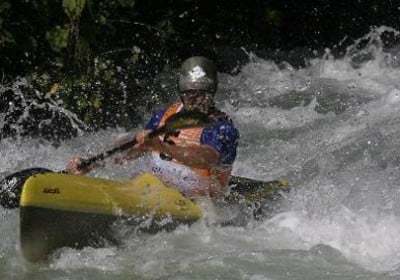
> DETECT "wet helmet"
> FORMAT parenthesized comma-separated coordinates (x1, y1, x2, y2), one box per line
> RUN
(178, 56, 218, 95)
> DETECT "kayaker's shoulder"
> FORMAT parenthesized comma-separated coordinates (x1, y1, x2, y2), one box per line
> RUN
(204, 109, 240, 140)
(145, 108, 168, 130)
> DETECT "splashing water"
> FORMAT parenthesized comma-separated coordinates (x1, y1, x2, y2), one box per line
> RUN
(0, 78, 88, 141)
(1, 27, 400, 279)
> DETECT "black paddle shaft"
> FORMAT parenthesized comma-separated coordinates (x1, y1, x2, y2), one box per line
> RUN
(73, 138, 138, 172)
(72, 110, 209, 172)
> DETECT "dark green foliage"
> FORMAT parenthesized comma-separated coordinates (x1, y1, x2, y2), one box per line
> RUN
(0, 0, 165, 130)
(0, 0, 398, 134)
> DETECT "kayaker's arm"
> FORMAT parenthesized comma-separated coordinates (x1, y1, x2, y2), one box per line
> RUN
(114, 128, 220, 168)
(147, 137, 220, 168)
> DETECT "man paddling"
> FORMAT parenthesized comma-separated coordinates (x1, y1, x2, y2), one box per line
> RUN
(68, 56, 240, 197)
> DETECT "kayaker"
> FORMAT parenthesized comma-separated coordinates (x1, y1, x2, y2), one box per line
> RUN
(68, 56, 239, 197)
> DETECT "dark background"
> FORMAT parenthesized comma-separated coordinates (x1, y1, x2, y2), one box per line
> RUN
(1, 0, 399, 75)
(0, 0, 399, 140)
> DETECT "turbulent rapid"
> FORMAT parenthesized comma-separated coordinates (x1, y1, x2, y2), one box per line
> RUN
(1, 27, 400, 279)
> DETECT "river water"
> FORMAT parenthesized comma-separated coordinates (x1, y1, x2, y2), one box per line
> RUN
(1, 27, 400, 279)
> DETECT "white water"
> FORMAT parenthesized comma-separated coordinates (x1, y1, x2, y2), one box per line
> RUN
(1, 27, 400, 279)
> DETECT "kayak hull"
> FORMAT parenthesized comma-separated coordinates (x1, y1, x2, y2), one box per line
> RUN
(20, 206, 116, 262)
(19, 172, 202, 262)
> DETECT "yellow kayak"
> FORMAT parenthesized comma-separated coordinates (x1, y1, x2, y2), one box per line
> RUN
(19, 172, 289, 262)
(20, 172, 201, 262)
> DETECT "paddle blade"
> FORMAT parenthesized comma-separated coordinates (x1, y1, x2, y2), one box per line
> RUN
(164, 110, 210, 130)
(147, 110, 210, 139)
(0, 168, 52, 209)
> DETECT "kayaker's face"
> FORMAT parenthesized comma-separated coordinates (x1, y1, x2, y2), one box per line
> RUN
(180, 90, 214, 114)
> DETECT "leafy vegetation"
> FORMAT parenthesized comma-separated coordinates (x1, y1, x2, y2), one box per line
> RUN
(0, 0, 398, 136)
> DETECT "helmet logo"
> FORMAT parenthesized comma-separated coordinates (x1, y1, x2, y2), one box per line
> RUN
(189, 66, 206, 82)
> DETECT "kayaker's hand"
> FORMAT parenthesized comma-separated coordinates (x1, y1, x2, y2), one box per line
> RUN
(132, 129, 164, 153)
(67, 157, 93, 175)
(143, 134, 164, 152)
(134, 130, 152, 149)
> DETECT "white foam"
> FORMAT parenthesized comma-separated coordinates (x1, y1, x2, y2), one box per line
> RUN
(2, 26, 400, 276)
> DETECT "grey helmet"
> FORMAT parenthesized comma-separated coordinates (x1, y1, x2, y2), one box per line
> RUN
(178, 56, 218, 94)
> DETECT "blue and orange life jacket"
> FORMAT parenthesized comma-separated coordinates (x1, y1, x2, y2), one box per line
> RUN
(149, 102, 235, 197)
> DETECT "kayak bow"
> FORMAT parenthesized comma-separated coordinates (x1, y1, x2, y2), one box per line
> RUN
(19, 172, 290, 262)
